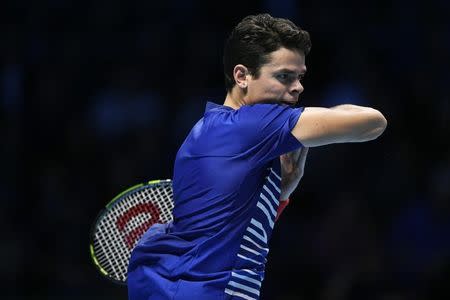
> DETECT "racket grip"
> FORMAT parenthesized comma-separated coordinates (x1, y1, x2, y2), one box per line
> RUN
(275, 198, 290, 221)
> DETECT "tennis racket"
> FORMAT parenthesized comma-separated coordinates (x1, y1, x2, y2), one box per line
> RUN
(89, 179, 174, 285)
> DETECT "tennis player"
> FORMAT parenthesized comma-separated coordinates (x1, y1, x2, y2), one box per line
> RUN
(127, 13, 387, 300)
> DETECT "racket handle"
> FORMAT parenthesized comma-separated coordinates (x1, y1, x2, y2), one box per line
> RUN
(275, 198, 290, 221)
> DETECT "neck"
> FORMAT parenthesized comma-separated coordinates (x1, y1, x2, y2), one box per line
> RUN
(223, 88, 246, 109)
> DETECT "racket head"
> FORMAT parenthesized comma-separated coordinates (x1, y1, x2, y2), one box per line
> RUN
(89, 179, 173, 285)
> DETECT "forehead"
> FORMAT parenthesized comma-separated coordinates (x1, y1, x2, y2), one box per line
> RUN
(263, 48, 306, 73)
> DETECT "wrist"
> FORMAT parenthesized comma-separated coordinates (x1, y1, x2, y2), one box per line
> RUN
(279, 192, 291, 200)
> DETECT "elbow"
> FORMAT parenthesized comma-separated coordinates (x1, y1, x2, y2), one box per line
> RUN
(367, 110, 388, 140)
(375, 110, 387, 136)
(380, 113, 388, 132)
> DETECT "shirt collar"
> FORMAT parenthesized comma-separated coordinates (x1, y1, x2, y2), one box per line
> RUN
(205, 101, 234, 113)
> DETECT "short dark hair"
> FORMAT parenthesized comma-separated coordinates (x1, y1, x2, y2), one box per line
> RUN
(223, 13, 312, 92)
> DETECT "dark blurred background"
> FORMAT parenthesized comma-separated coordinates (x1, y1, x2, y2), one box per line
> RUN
(1, 0, 449, 299)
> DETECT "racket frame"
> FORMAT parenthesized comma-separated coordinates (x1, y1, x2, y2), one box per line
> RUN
(89, 179, 172, 285)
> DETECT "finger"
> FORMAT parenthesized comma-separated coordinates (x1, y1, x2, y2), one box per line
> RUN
(280, 158, 292, 175)
(280, 153, 291, 167)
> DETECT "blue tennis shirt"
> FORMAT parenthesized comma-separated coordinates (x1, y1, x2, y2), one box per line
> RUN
(128, 101, 304, 299)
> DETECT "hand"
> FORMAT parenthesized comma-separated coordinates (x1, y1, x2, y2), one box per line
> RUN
(279, 147, 309, 200)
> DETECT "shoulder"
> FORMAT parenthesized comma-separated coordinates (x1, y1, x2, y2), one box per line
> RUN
(238, 103, 291, 116)
(237, 104, 304, 129)
(238, 103, 301, 119)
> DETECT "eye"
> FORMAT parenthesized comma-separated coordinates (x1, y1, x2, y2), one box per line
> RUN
(276, 73, 289, 81)
(276, 73, 297, 84)
(275, 72, 304, 84)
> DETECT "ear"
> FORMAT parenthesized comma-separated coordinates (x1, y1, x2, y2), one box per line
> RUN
(233, 64, 249, 89)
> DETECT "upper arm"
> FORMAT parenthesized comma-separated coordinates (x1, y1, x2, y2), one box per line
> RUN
(291, 106, 387, 147)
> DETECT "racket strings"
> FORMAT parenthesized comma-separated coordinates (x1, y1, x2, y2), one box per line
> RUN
(153, 185, 174, 222)
(92, 183, 174, 282)
(97, 221, 123, 278)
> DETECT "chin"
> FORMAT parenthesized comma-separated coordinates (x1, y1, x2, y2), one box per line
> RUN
(281, 101, 296, 106)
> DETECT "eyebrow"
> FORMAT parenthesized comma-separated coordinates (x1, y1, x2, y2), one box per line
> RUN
(275, 68, 306, 75)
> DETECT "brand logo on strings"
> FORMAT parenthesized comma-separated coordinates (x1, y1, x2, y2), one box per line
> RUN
(115, 203, 161, 249)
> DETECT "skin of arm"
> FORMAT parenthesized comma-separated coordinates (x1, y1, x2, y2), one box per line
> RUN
(280, 147, 309, 200)
(279, 104, 387, 203)
(292, 105, 387, 147)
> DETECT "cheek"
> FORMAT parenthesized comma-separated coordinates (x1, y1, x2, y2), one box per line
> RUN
(249, 79, 285, 97)
(267, 84, 286, 95)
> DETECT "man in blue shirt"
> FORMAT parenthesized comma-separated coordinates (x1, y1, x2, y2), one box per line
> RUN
(128, 13, 387, 300)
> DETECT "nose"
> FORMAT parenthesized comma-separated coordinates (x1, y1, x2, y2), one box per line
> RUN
(291, 80, 304, 95)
